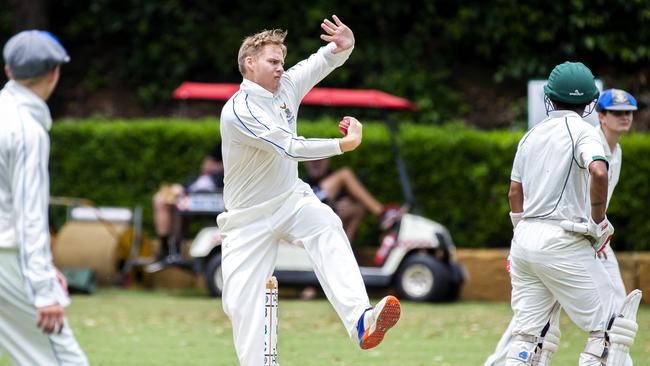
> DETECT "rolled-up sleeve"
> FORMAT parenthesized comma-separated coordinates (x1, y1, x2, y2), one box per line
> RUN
(510, 144, 523, 183)
(576, 129, 607, 169)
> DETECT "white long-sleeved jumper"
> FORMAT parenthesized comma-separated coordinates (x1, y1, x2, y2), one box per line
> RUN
(0, 80, 68, 308)
(220, 42, 352, 210)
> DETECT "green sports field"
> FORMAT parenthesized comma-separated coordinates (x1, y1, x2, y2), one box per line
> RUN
(1, 289, 648, 365)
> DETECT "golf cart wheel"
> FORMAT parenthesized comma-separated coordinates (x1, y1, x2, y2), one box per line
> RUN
(445, 262, 465, 301)
(205, 253, 223, 297)
(395, 253, 450, 302)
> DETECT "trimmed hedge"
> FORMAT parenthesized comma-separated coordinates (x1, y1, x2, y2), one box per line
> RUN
(50, 119, 650, 250)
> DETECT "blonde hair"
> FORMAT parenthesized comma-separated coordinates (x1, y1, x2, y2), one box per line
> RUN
(237, 29, 287, 76)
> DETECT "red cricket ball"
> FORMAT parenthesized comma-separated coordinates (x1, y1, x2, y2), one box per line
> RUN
(339, 117, 351, 135)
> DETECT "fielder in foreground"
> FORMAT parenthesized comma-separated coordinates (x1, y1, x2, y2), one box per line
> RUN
(504, 62, 641, 366)
(0, 31, 88, 365)
(217, 15, 400, 365)
(484, 88, 642, 366)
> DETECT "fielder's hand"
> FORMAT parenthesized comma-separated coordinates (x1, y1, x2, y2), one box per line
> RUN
(320, 15, 354, 53)
(339, 116, 362, 152)
(37, 303, 65, 334)
(560, 216, 614, 253)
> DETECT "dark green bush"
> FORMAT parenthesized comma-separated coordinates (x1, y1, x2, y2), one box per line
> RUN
(50, 119, 650, 251)
(50, 119, 220, 233)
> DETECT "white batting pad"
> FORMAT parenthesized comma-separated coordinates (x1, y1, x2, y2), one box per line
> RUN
(607, 289, 642, 366)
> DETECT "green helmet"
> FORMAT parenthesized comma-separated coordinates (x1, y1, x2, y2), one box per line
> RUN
(543, 62, 599, 104)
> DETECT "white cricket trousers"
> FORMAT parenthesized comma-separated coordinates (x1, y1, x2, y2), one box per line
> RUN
(217, 181, 371, 366)
(485, 245, 630, 366)
(507, 220, 618, 365)
(509, 220, 615, 335)
(0, 249, 88, 365)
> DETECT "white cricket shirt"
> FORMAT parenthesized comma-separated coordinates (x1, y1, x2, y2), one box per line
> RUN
(0, 80, 68, 307)
(220, 42, 352, 210)
(511, 110, 607, 222)
(583, 126, 621, 214)
(599, 126, 621, 207)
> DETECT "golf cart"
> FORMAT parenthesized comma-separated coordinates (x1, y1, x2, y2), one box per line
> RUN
(171, 83, 467, 302)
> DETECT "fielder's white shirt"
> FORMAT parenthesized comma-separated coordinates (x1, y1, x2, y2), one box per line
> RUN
(583, 126, 621, 215)
(220, 42, 351, 210)
(0, 80, 68, 308)
(511, 110, 607, 222)
(599, 126, 621, 207)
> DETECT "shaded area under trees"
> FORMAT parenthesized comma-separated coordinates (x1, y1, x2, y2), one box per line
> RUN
(2, 0, 650, 129)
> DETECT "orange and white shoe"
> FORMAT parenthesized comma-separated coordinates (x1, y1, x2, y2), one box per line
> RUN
(357, 295, 401, 350)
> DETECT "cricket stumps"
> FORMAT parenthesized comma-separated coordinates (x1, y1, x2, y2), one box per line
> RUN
(264, 276, 278, 366)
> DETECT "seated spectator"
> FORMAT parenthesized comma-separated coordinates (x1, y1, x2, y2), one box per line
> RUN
(147, 144, 224, 271)
(300, 158, 405, 300)
(304, 158, 404, 243)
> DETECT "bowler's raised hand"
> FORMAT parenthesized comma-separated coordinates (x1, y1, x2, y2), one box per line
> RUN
(320, 15, 354, 53)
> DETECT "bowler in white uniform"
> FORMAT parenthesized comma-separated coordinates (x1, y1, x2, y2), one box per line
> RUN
(0, 31, 88, 365)
(218, 16, 401, 365)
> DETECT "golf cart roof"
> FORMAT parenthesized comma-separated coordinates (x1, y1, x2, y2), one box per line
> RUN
(173, 82, 418, 111)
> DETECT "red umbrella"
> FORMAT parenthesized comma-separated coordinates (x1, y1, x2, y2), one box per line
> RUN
(173, 82, 418, 111)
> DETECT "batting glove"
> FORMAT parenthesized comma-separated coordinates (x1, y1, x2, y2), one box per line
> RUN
(560, 216, 614, 253)
(509, 211, 523, 229)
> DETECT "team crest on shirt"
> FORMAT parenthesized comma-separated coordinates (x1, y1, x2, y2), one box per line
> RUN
(280, 103, 295, 125)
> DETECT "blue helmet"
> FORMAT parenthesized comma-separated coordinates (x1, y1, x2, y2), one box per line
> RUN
(597, 89, 637, 112)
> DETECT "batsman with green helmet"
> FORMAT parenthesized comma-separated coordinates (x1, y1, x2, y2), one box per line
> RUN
(503, 62, 641, 366)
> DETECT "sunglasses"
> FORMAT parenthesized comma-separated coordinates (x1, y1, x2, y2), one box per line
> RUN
(608, 110, 633, 117)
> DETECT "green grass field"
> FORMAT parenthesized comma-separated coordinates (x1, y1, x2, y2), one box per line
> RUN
(1, 289, 648, 365)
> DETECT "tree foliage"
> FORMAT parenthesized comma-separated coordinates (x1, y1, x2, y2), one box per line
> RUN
(1, 1, 649, 124)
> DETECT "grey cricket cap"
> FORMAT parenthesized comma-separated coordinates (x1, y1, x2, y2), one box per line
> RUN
(3, 30, 70, 79)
